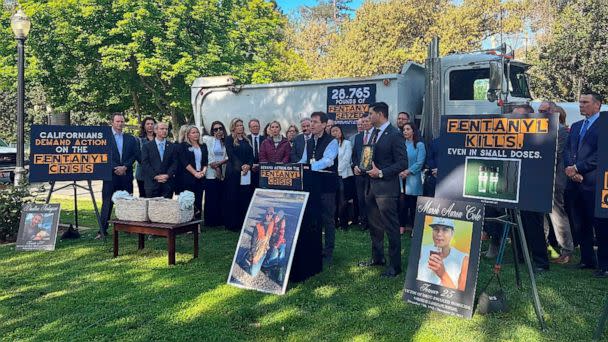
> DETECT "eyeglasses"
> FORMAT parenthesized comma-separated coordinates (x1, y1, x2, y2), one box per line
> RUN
(211, 127, 224, 132)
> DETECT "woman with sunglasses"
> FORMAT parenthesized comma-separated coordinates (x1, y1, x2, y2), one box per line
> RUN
(202, 121, 228, 227)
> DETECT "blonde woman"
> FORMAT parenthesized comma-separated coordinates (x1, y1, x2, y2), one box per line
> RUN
(177, 125, 208, 218)
(224, 118, 254, 231)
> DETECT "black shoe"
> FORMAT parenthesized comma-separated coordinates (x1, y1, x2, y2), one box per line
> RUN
(358, 259, 386, 267)
(533, 266, 549, 274)
(593, 269, 608, 278)
(381, 266, 402, 278)
(94, 232, 104, 240)
(571, 263, 596, 270)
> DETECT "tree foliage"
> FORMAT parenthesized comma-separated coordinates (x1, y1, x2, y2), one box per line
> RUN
(0, 0, 304, 129)
(287, 0, 526, 79)
(527, 0, 608, 101)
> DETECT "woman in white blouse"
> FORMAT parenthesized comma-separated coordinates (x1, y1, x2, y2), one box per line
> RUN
(331, 126, 355, 230)
(202, 121, 228, 227)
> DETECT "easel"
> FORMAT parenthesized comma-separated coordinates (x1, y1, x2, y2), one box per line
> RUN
(594, 295, 608, 341)
(485, 208, 547, 331)
(45, 180, 103, 238)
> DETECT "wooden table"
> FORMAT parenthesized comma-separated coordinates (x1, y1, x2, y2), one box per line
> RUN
(110, 219, 201, 265)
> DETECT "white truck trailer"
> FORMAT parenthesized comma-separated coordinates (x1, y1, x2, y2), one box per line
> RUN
(191, 39, 535, 138)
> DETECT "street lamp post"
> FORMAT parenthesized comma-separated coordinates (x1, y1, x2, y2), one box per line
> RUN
(10, 9, 30, 186)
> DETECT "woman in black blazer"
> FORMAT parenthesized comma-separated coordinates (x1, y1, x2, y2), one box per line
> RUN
(224, 118, 254, 232)
(178, 125, 208, 219)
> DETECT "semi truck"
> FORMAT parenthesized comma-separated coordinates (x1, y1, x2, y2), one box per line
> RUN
(190, 38, 572, 139)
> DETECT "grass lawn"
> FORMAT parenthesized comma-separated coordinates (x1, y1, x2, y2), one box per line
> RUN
(0, 199, 606, 341)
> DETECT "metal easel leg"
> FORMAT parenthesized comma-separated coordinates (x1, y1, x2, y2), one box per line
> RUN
(593, 294, 608, 341)
(86, 180, 103, 239)
(514, 209, 547, 331)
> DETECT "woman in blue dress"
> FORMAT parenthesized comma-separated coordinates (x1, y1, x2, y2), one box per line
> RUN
(399, 122, 426, 235)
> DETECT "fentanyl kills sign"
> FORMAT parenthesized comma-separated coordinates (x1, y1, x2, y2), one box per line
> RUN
(29, 125, 113, 182)
(259, 163, 304, 191)
(596, 112, 608, 218)
(326, 84, 376, 138)
(403, 197, 484, 319)
(436, 114, 558, 213)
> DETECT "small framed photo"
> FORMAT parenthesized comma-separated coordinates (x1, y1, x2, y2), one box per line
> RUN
(359, 145, 374, 171)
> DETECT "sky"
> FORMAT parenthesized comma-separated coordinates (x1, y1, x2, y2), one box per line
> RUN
(275, 0, 364, 14)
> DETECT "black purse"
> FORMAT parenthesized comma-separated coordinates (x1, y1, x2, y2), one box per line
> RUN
(477, 273, 508, 315)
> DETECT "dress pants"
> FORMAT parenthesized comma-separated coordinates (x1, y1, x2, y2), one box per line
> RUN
(355, 175, 368, 227)
(366, 190, 401, 270)
(145, 180, 174, 199)
(516, 210, 549, 269)
(100, 174, 134, 234)
(568, 187, 600, 267)
(545, 182, 574, 256)
(321, 192, 336, 257)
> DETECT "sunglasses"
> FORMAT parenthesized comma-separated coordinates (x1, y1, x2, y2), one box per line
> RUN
(212, 127, 224, 132)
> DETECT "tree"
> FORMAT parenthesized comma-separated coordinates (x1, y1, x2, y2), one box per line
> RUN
(3, 0, 303, 129)
(527, 0, 608, 101)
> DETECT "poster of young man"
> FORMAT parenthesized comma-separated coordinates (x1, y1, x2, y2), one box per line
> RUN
(326, 84, 376, 138)
(228, 189, 309, 295)
(403, 197, 484, 319)
(15, 204, 61, 251)
(435, 114, 558, 213)
(29, 125, 113, 182)
(595, 112, 608, 218)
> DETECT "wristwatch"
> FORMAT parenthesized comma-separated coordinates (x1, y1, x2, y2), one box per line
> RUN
(378, 170, 383, 179)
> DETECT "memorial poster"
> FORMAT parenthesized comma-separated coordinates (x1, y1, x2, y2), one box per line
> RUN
(15, 203, 61, 251)
(326, 84, 376, 138)
(259, 163, 304, 191)
(228, 189, 309, 295)
(29, 125, 113, 182)
(403, 197, 484, 319)
(436, 114, 558, 213)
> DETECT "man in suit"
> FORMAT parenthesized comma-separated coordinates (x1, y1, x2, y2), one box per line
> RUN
(351, 114, 373, 229)
(289, 118, 312, 163)
(248, 119, 265, 188)
(397, 112, 410, 131)
(357, 102, 407, 277)
(565, 92, 608, 277)
(141, 122, 178, 198)
(98, 113, 140, 239)
(538, 101, 574, 264)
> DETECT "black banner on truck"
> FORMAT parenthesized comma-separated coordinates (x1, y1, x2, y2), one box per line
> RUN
(435, 114, 558, 213)
(326, 84, 376, 138)
(29, 125, 113, 182)
(596, 113, 608, 218)
(259, 163, 304, 191)
(403, 196, 484, 319)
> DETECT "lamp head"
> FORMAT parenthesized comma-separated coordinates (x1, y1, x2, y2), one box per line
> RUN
(11, 9, 31, 40)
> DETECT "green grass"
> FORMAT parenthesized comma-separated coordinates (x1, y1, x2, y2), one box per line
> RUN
(0, 199, 606, 341)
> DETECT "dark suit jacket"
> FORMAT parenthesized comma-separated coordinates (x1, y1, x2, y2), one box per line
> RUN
(351, 131, 365, 168)
(555, 125, 569, 190)
(141, 139, 179, 190)
(564, 115, 600, 192)
(247, 134, 266, 164)
(289, 133, 308, 163)
(109, 132, 139, 175)
(369, 124, 408, 197)
(177, 142, 209, 189)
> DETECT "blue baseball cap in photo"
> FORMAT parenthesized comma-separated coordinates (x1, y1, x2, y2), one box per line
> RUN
(429, 217, 455, 230)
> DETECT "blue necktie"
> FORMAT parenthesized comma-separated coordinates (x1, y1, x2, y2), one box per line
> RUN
(578, 119, 589, 146)
(159, 142, 165, 162)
